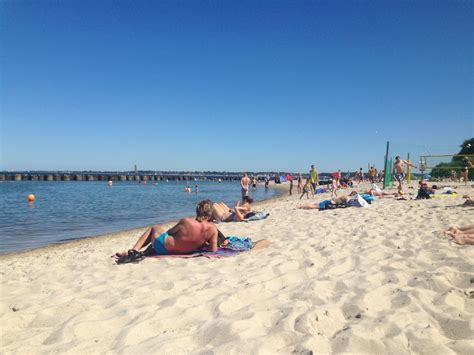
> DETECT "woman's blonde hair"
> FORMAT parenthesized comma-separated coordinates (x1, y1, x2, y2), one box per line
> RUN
(196, 199, 213, 221)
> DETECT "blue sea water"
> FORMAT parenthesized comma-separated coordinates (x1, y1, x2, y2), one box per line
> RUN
(0, 181, 280, 253)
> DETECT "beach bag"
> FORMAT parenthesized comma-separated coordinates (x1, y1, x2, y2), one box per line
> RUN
(217, 229, 227, 246)
(416, 188, 431, 199)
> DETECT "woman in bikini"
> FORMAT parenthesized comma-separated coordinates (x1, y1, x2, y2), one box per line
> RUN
(211, 196, 253, 222)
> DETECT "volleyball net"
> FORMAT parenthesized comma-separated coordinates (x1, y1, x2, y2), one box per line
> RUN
(382, 140, 473, 188)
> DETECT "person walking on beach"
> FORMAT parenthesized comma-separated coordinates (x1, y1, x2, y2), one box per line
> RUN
(461, 156, 473, 185)
(331, 177, 338, 198)
(241, 172, 250, 202)
(393, 156, 417, 194)
(357, 168, 364, 183)
(300, 178, 311, 199)
(309, 165, 318, 193)
(114, 200, 218, 262)
(288, 174, 294, 195)
(335, 169, 342, 186)
(369, 167, 376, 183)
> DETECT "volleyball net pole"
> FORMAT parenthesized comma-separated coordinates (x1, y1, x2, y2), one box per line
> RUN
(383, 141, 390, 189)
(407, 152, 411, 184)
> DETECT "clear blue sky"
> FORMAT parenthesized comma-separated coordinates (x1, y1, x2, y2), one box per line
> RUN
(1, 0, 472, 173)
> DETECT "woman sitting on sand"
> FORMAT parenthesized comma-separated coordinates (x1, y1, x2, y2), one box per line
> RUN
(211, 196, 253, 222)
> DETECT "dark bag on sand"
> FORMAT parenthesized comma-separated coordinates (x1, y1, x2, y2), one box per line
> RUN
(244, 212, 256, 219)
(416, 188, 431, 200)
(217, 229, 227, 247)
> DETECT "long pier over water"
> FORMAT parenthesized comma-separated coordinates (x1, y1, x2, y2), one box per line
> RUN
(0, 171, 246, 182)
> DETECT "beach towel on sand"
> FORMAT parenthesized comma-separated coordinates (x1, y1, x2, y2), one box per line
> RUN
(148, 237, 267, 259)
(244, 212, 270, 222)
(319, 199, 347, 210)
(348, 194, 370, 208)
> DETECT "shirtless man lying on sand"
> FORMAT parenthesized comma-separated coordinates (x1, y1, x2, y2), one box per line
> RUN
(114, 200, 217, 263)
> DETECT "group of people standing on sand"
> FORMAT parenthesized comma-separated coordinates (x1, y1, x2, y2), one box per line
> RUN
(293, 156, 420, 201)
(448, 157, 473, 184)
(297, 165, 319, 199)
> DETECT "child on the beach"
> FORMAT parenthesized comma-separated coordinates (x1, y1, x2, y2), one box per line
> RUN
(297, 173, 303, 194)
(300, 179, 311, 199)
(331, 177, 338, 197)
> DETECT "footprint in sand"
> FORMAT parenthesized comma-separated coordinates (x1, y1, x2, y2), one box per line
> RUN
(327, 256, 359, 277)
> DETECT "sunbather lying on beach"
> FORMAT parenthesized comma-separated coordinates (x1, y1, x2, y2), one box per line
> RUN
(367, 189, 399, 198)
(211, 196, 253, 222)
(444, 225, 474, 245)
(114, 200, 218, 263)
(365, 184, 399, 198)
(461, 195, 474, 207)
(298, 193, 354, 209)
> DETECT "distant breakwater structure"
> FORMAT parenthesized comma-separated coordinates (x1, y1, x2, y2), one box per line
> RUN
(0, 171, 302, 182)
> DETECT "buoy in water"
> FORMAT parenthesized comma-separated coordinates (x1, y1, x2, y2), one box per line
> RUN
(27, 194, 35, 203)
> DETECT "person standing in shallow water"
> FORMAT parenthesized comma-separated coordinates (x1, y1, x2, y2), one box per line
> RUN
(264, 175, 270, 190)
(241, 172, 250, 202)
(252, 175, 258, 190)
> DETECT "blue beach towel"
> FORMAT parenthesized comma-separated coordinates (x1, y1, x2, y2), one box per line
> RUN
(148, 236, 254, 258)
(319, 199, 332, 210)
(223, 236, 254, 251)
(361, 194, 375, 204)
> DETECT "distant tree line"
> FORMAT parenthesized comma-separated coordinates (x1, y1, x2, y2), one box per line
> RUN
(430, 138, 474, 179)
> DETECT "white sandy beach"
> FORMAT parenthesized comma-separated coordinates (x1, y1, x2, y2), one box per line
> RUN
(1, 183, 473, 354)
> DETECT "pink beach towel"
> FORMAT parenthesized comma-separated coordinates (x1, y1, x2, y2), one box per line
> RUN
(147, 248, 247, 259)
